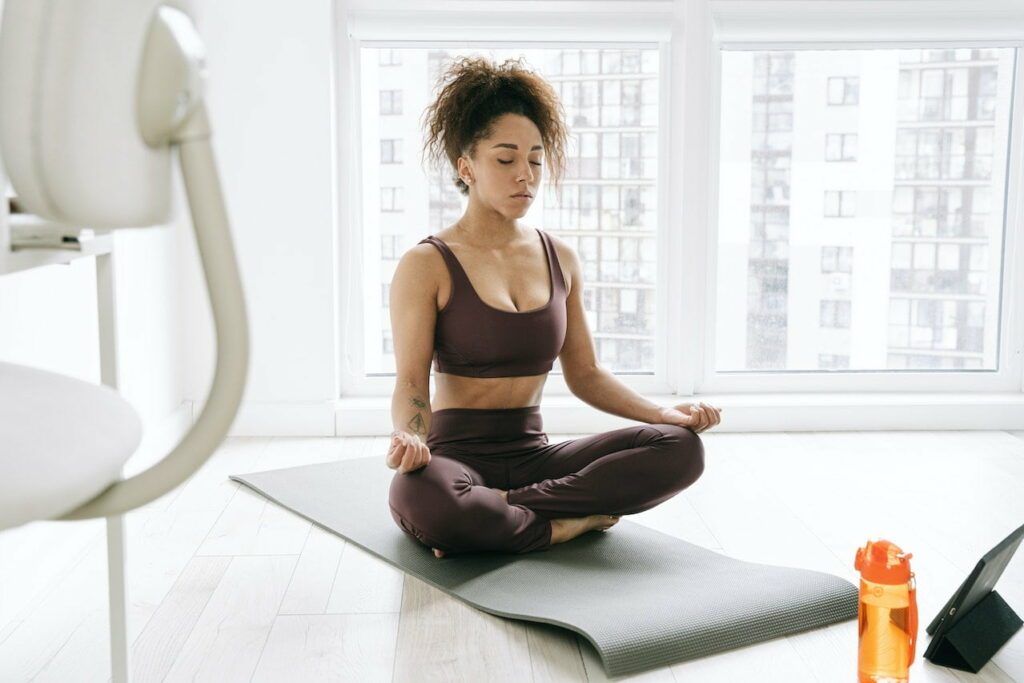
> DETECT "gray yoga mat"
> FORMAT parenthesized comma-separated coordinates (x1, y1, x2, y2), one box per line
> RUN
(230, 456, 858, 677)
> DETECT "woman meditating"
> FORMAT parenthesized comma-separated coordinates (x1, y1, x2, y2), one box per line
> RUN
(385, 55, 721, 558)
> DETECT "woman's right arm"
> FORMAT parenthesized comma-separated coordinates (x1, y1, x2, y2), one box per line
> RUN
(386, 245, 438, 473)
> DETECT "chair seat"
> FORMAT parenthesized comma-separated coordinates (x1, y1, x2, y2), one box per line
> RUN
(0, 361, 142, 531)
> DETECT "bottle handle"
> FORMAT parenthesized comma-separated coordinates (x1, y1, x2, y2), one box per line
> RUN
(908, 573, 918, 665)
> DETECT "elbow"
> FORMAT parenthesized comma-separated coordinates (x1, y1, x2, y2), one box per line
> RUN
(395, 375, 430, 393)
(565, 364, 598, 396)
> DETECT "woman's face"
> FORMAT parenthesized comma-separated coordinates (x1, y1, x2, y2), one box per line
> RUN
(457, 113, 544, 218)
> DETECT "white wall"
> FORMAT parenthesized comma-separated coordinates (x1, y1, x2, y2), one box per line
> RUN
(183, 0, 339, 432)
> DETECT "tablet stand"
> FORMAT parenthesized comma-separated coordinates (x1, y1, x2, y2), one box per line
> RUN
(924, 590, 1022, 673)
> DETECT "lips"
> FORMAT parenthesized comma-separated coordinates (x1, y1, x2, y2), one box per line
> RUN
(512, 193, 533, 198)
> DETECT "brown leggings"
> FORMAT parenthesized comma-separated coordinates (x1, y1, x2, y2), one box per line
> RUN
(388, 406, 705, 556)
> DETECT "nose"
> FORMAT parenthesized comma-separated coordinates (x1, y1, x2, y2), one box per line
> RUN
(518, 160, 534, 183)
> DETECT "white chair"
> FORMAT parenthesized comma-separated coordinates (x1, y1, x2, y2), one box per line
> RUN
(0, 2, 249, 681)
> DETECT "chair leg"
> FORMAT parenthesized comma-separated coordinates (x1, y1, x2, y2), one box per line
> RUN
(107, 514, 130, 683)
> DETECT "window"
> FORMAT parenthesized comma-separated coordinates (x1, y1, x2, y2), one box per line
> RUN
(824, 190, 856, 217)
(380, 234, 402, 259)
(381, 187, 403, 212)
(825, 133, 857, 161)
(716, 48, 1014, 374)
(379, 49, 402, 66)
(819, 354, 851, 369)
(360, 46, 661, 376)
(821, 246, 853, 273)
(820, 299, 852, 328)
(381, 139, 403, 164)
(379, 89, 402, 115)
(827, 76, 859, 105)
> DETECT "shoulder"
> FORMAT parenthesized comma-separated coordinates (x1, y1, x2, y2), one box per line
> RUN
(542, 230, 580, 294)
(396, 237, 446, 282)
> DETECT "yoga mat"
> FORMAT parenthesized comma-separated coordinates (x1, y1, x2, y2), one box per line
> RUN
(230, 456, 857, 677)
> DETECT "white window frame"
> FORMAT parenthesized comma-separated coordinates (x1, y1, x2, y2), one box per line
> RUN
(335, 0, 1024, 401)
(336, 2, 676, 398)
(702, 0, 1024, 394)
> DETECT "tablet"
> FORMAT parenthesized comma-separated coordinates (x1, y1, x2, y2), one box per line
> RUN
(924, 520, 1024, 657)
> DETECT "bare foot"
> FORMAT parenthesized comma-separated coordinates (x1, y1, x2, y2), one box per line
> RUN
(550, 514, 620, 545)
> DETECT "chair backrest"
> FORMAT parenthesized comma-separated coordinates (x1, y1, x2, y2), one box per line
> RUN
(0, 0, 250, 524)
(0, 0, 171, 229)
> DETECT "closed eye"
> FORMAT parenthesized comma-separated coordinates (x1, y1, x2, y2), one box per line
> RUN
(499, 159, 542, 166)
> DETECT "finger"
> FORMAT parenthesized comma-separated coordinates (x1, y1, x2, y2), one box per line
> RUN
(700, 402, 718, 428)
(400, 444, 419, 473)
(389, 442, 405, 470)
(699, 404, 715, 428)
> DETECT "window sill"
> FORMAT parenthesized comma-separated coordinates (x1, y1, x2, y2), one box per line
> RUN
(332, 391, 1024, 436)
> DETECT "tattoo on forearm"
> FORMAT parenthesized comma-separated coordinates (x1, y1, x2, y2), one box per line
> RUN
(406, 396, 428, 436)
(407, 413, 426, 436)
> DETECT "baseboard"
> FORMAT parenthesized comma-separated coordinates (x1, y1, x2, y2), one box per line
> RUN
(122, 401, 195, 477)
(337, 392, 1024, 436)
(226, 400, 336, 436)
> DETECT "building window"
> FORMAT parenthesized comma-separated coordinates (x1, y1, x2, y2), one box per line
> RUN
(825, 133, 858, 161)
(381, 234, 402, 259)
(827, 76, 859, 105)
(382, 282, 391, 308)
(818, 354, 851, 369)
(824, 190, 856, 217)
(821, 246, 853, 273)
(379, 90, 403, 115)
(381, 139, 403, 164)
(381, 187, 403, 213)
(379, 49, 402, 66)
(820, 299, 852, 328)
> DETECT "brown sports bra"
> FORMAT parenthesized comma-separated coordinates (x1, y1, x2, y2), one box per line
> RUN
(418, 228, 568, 378)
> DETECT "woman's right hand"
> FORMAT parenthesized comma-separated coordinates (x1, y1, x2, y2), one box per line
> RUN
(386, 431, 432, 474)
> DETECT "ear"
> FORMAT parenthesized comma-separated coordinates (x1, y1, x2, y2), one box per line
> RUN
(456, 156, 474, 185)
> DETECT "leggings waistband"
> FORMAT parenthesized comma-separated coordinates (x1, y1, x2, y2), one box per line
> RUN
(427, 405, 545, 454)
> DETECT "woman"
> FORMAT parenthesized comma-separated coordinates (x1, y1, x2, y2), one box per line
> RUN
(385, 55, 721, 558)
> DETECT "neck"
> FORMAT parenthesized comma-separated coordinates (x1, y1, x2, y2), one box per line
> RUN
(456, 199, 524, 247)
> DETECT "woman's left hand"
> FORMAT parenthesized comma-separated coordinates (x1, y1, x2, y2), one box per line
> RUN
(655, 401, 722, 434)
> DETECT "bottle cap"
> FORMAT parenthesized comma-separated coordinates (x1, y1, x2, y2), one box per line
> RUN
(854, 539, 913, 584)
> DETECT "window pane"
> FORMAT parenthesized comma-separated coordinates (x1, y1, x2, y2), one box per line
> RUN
(716, 48, 1015, 372)
(362, 46, 661, 374)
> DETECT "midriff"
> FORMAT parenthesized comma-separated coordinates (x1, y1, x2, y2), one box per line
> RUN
(431, 371, 547, 412)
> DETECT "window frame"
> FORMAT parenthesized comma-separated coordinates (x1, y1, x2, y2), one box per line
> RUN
(703, 2, 1024, 393)
(335, 0, 1024, 399)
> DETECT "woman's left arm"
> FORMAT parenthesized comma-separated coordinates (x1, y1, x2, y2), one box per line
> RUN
(551, 234, 722, 433)
(569, 367, 722, 433)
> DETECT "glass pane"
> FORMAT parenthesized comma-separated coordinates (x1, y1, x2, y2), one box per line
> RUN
(716, 48, 1015, 372)
(362, 46, 661, 374)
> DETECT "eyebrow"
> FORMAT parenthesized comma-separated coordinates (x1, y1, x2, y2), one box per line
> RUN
(491, 143, 544, 151)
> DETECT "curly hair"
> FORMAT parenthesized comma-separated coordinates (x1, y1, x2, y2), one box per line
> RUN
(421, 55, 569, 197)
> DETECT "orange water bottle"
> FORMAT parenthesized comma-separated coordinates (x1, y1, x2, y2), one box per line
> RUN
(854, 539, 918, 683)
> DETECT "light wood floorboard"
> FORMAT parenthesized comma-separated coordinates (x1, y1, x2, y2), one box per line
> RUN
(0, 431, 1021, 681)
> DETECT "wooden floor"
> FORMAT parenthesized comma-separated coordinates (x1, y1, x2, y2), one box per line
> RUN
(1, 430, 1023, 682)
